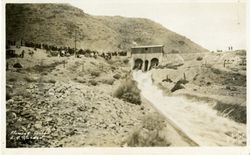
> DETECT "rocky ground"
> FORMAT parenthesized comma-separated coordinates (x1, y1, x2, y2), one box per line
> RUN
(6, 46, 192, 147)
(6, 46, 153, 147)
(6, 81, 152, 147)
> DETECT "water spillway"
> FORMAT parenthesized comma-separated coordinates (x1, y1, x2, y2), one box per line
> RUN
(133, 70, 245, 146)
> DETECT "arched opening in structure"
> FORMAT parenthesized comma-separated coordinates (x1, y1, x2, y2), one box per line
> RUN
(144, 60, 149, 71)
(133, 58, 143, 70)
(150, 58, 159, 70)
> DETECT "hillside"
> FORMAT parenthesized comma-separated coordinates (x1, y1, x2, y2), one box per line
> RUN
(6, 3, 209, 53)
(6, 46, 194, 147)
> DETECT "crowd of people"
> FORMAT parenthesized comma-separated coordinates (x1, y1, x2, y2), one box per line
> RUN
(6, 40, 128, 60)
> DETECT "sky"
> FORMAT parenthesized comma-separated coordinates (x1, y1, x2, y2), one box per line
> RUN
(71, 0, 246, 51)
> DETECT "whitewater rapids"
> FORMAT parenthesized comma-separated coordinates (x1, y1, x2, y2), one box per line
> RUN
(132, 70, 245, 146)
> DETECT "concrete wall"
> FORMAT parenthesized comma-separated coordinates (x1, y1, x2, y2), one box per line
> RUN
(131, 52, 163, 71)
(130, 46, 164, 71)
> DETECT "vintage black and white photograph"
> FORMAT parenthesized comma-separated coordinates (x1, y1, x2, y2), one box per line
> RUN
(3, 0, 246, 149)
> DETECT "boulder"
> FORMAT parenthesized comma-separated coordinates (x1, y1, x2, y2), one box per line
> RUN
(13, 63, 23, 68)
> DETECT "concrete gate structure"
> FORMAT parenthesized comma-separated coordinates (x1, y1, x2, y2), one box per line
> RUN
(131, 45, 164, 71)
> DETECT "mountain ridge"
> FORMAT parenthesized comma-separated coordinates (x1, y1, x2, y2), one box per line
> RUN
(6, 3, 209, 53)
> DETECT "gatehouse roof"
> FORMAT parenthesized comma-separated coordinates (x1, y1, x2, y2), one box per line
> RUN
(131, 45, 164, 49)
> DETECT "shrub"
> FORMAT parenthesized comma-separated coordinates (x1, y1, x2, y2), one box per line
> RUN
(8, 78, 17, 82)
(113, 74, 121, 79)
(90, 70, 100, 77)
(89, 80, 98, 86)
(24, 76, 38, 83)
(106, 59, 115, 65)
(196, 56, 203, 61)
(113, 79, 141, 105)
(49, 50, 59, 56)
(75, 77, 86, 83)
(206, 82, 211, 86)
(178, 40, 185, 45)
(13, 89, 31, 98)
(120, 92, 141, 105)
(226, 85, 237, 91)
(6, 91, 11, 100)
(211, 68, 221, 74)
(101, 78, 115, 85)
(41, 72, 48, 75)
(142, 113, 166, 131)
(47, 79, 56, 84)
(126, 113, 171, 147)
(241, 67, 246, 70)
(123, 59, 129, 64)
(13, 63, 23, 68)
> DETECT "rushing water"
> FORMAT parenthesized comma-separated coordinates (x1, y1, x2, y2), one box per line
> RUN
(133, 70, 246, 146)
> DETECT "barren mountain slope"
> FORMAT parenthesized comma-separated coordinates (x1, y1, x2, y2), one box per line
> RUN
(6, 3, 209, 53)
